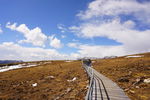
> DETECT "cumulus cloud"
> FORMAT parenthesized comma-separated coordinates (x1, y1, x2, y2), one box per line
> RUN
(2, 0, 150, 60)
(78, 44, 125, 58)
(6, 22, 47, 47)
(49, 35, 63, 49)
(69, 42, 149, 59)
(66, 41, 126, 58)
(70, 18, 150, 53)
(67, 42, 79, 48)
(69, 0, 150, 57)
(67, 43, 126, 58)
(0, 42, 71, 61)
(78, 0, 150, 23)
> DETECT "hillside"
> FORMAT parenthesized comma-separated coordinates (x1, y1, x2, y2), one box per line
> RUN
(0, 53, 149, 100)
(0, 60, 23, 67)
(93, 52, 150, 100)
(0, 61, 88, 100)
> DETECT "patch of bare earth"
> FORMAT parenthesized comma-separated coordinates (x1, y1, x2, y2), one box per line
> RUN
(0, 61, 88, 100)
(93, 53, 150, 100)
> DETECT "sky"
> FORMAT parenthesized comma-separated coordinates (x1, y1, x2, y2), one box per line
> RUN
(0, 0, 150, 61)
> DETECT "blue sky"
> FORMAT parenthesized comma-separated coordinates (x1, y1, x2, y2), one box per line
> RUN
(0, 0, 150, 61)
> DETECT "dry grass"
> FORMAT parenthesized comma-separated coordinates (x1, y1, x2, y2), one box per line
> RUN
(93, 53, 150, 100)
(1, 52, 149, 100)
(0, 61, 88, 100)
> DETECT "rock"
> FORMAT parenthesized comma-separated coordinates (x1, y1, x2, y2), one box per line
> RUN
(92, 61, 96, 63)
(86, 85, 89, 89)
(54, 96, 60, 100)
(144, 78, 150, 84)
(118, 77, 129, 82)
(128, 71, 132, 76)
(49, 76, 55, 79)
(45, 76, 55, 79)
(124, 88, 129, 92)
(135, 86, 139, 88)
(72, 77, 77, 81)
(66, 88, 72, 93)
(32, 83, 37, 87)
(67, 77, 77, 82)
(129, 90, 135, 94)
(133, 77, 144, 85)
(136, 78, 141, 82)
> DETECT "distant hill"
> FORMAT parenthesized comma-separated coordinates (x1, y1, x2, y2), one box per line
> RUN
(0, 60, 23, 64)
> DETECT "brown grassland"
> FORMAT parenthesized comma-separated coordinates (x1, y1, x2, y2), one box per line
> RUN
(0, 61, 88, 100)
(93, 52, 150, 100)
(0, 52, 149, 100)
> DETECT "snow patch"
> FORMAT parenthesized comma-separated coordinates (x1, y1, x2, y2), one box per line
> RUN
(125, 55, 144, 58)
(0, 63, 39, 72)
(65, 60, 72, 62)
(43, 62, 51, 64)
(0, 64, 22, 72)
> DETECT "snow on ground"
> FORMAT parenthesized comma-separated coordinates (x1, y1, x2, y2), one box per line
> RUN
(43, 62, 51, 64)
(125, 55, 144, 58)
(65, 60, 73, 62)
(0, 63, 39, 72)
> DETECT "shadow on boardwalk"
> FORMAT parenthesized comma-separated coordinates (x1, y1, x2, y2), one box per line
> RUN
(82, 59, 131, 100)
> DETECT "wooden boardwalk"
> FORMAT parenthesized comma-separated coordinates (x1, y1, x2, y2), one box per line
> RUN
(83, 64, 131, 100)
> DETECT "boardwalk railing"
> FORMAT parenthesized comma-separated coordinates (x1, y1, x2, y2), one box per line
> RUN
(85, 67, 94, 100)
(82, 61, 131, 100)
(82, 64, 94, 100)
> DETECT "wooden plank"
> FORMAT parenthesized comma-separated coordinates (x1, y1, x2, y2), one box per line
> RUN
(92, 68, 130, 100)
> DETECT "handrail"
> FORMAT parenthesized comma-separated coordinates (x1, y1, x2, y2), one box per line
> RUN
(85, 67, 94, 100)
(81, 60, 95, 100)
(82, 60, 131, 100)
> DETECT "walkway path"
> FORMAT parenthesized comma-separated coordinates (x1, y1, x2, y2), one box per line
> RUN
(83, 64, 131, 100)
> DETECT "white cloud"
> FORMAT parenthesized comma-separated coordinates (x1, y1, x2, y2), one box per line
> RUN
(0, 42, 71, 61)
(78, 0, 150, 23)
(66, 42, 127, 58)
(70, 18, 150, 54)
(70, 53, 81, 59)
(49, 35, 63, 49)
(67, 42, 127, 58)
(78, 44, 125, 58)
(6, 22, 47, 47)
(67, 42, 79, 48)
(72, 39, 79, 42)
(68, 0, 150, 58)
(2, 0, 150, 60)
(57, 24, 67, 33)
(69, 43, 150, 58)
(0, 24, 3, 33)
(61, 35, 66, 38)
